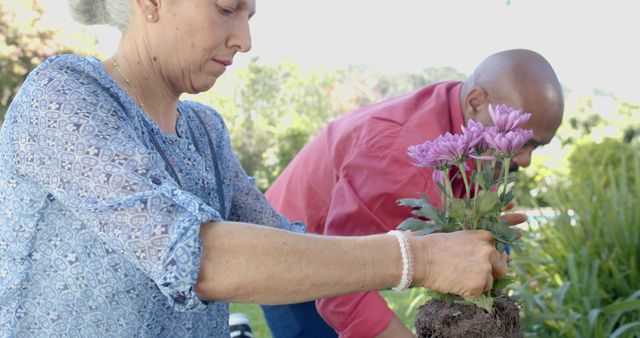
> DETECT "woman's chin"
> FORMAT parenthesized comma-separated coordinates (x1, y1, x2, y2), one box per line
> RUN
(188, 78, 218, 94)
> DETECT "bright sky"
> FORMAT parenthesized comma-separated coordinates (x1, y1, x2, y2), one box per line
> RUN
(36, 0, 639, 173)
(46, 0, 640, 103)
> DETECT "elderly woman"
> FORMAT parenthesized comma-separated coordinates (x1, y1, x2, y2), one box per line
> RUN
(0, 0, 516, 336)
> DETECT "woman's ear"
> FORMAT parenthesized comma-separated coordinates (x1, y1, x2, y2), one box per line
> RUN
(463, 86, 488, 119)
(134, 0, 161, 16)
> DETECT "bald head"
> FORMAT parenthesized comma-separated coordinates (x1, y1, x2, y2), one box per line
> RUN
(461, 49, 564, 169)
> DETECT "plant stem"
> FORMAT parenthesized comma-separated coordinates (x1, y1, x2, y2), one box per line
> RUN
(439, 170, 446, 211)
(473, 159, 482, 229)
(490, 158, 497, 191)
(458, 163, 471, 203)
(501, 157, 511, 198)
(444, 167, 453, 215)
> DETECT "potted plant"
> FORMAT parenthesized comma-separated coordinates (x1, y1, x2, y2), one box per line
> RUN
(397, 104, 532, 337)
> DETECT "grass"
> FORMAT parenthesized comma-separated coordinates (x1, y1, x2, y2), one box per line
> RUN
(229, 303, 272, 338)
(230, 289, 423, 337)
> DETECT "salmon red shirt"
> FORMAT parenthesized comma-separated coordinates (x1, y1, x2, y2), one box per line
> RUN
(266, 81, 469, 338)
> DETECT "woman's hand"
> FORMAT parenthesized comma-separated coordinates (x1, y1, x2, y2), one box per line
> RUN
(410, 230, 508, 297)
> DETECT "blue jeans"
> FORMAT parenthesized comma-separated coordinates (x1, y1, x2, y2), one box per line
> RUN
(261, 302, 338, 338)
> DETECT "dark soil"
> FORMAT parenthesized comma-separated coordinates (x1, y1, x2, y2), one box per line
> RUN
(415, 297, 522, 338)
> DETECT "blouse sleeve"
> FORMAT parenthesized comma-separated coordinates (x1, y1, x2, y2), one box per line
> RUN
(206, 112, 305, 233)
(4, 56, 220, 311)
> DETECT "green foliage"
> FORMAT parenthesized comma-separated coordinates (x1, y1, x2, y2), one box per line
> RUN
(231, 292, 423, 337)
(461, 294, 495, 314)
(375, 67, 466, 99)
(567, 137, 638, 192)
(197, 60, 470, 191)
(511, 166, 553, 208)
(197, 58, 346, 190)
(512, 139, 640, 337)
(557, 94, 640, 148)
(0, 0, 96, 121)
(396, 160, 519, 255)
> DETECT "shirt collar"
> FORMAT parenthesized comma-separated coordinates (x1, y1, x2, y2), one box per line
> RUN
(448, 82, 478, 173)
(448, 82, 465, 135)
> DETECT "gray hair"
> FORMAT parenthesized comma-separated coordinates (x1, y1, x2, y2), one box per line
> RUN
(68, 0, 132, 31)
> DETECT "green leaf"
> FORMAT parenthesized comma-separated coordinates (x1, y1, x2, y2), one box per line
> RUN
(491, 275, 515, 295)
(471, 171, 484, 188)
(587, 308, 602, 329)
(442, 220, 460, 233)
(398, 195, 445, 224)
(610, 322, 640, 338)
(487, 221, 518, 243)
(500, 190, 515, 204)
(601, 299, 640, 314)
(506, 241, 523, 254)
(396, 198, 423, 208)
(396, 218, 428, 231)
(448, 198, 469, 220)
(475, 190, 501, 217)
(482, 164, 497, 190)
(413, 204, 442, 221)
(415, 225, 442, 236)
(461, 293, 494, 313)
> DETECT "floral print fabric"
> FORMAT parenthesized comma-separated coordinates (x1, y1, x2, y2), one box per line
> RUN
(0, 54, 304, 337)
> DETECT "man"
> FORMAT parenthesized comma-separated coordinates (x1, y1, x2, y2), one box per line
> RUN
(261, 49, 564, 338)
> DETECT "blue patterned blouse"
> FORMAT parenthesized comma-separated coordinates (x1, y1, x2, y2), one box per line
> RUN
(0, 54, 305, 337)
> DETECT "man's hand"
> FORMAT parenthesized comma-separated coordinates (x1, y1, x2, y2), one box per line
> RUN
(499, 201, 527, 259)
(500, 201, 528, 228)
(410, 230, 508, 297)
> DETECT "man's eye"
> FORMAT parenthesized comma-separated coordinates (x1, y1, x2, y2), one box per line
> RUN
(219, 7, 235, 15)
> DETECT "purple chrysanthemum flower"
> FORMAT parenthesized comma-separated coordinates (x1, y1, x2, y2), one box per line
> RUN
(463, 119, 488, 151)
(408, 132, 471, 169)
(484, 127, 534, 156)
(408, 142, 449, 168)
(489, 104, 532, 133)
(433, 132, 472, 165)
(432, 170, 444, 185)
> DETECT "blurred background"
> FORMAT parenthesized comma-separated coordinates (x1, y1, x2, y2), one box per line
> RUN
(2, 0, 639, 336)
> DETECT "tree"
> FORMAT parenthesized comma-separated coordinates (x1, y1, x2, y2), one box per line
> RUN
(0, 0, 95, 121)
(374, 66, 467, 99)
(196, 58, 350, 190)
(196, 60, 471, 191)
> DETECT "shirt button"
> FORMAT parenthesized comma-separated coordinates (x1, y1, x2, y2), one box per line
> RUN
(150, 176, 162, 185)
(175, 294, 186, 303)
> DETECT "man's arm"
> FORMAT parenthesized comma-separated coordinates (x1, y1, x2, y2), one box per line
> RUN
(377, 316, 414, 338)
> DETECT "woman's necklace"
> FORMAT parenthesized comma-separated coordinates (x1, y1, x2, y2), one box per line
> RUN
(111, 58, 180, 129)
(111, 59, 147, 113)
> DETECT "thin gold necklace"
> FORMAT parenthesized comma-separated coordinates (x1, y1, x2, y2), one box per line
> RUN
(110, 58, 180, 133)
(111, 58, 147, 112)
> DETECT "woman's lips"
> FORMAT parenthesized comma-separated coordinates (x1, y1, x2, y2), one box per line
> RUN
(213, 58, 232, 66)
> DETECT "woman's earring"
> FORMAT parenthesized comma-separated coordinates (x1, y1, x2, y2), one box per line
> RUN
(147, 14, 156, 22)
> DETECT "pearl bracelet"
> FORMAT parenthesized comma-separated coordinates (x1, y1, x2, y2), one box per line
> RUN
(388, 230, 413, 291)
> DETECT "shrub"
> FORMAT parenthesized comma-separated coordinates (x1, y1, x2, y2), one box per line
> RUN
(513, 139, 640, 337)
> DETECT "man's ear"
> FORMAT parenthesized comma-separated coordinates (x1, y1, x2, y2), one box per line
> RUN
(463, 86, 489, 119)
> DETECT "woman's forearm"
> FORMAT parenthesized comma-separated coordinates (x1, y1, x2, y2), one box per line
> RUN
(196, 221, 508, 304)
(195, 221, 402, 304)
